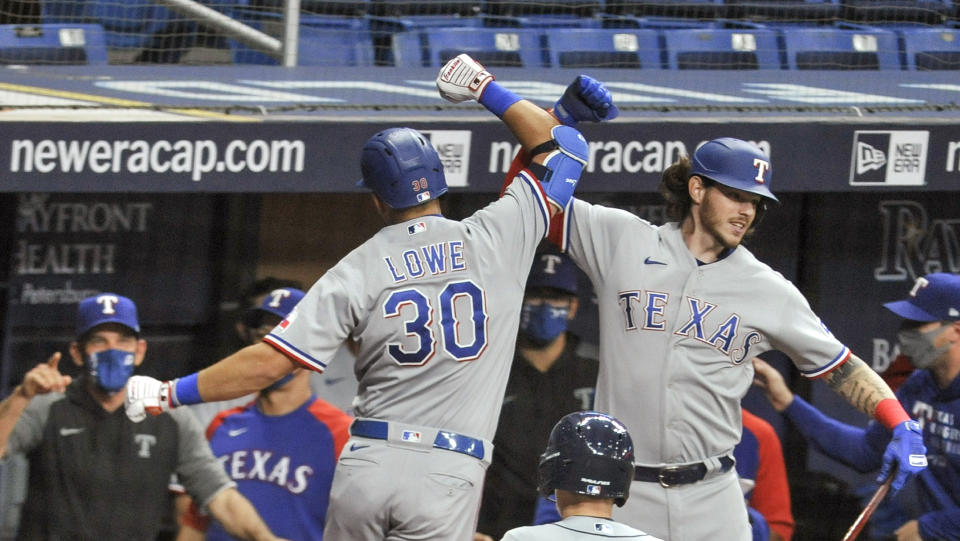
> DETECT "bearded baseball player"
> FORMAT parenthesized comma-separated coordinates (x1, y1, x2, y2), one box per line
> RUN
(123, 57, 620, 539)
(532, 137, 928, 540)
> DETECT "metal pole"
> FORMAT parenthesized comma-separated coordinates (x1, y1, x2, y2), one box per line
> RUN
(281, 0, 301, 67)
(153, 0, 283, 59)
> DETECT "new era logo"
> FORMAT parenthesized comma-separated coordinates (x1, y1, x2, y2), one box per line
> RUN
(849, 131, 928, 186)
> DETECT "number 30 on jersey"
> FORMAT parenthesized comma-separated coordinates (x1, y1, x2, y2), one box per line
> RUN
(382, 280, 488, 365)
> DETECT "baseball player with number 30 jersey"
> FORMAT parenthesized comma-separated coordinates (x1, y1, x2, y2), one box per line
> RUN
(540, 138, 929, 540)
(123, 54, 615, 540)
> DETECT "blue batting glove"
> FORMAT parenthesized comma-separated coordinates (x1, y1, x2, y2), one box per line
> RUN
(879, 420, 927, 491)
(553, 75, 619, 127)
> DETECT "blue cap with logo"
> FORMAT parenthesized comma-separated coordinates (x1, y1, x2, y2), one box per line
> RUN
(255, 287, 306, 319)
(527, 251, 578, 296)
(76, 293, 141, 337)
(884, 273, 960, 322)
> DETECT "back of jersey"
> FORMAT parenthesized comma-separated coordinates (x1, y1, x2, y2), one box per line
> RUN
(266, 178, 550, 440)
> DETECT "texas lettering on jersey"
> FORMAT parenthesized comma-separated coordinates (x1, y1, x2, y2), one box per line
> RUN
(217, 450, 314, 494)
(617, 290, 764, 364)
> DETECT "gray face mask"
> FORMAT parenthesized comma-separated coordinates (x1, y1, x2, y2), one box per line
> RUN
(897, 323, 951, 369)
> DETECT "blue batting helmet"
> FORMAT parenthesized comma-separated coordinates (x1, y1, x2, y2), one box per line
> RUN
(691, 137, 778, 202)
(357, 127, 447, 209)
(538, 411, 635, 507)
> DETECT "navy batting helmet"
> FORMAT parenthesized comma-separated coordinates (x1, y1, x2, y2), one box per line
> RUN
(357, 127, 447, 209)
(690, 137, 778, 202)
(538, 411, 635, 507)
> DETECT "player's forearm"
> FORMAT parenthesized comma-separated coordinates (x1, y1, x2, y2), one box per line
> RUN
(823, 354, 897, 418)
(0, 387, 31, 457)
(207, 488, 280, 541)
(197, 342, 297, 402)
(501, 100, 562, 157)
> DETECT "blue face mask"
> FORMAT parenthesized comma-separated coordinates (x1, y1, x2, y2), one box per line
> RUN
(86, 349, 136, 394)
(520, 302, 570, 345)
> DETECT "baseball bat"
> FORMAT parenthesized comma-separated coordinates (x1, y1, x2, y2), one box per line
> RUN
(840, 470, 896, 541)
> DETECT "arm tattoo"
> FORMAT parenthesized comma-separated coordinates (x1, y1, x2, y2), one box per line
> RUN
(823, 355, 896, 416)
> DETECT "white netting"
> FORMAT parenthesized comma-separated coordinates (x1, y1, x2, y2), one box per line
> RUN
(0, 1, 959, 110)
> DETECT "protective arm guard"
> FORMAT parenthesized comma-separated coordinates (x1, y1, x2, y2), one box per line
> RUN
(533, 125, 588, 211)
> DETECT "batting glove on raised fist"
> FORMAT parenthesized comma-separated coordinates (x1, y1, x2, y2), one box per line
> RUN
(879, 420, 927, 491)
(437, 54, 494, 104)
(125, 375, 174, 423)
(553, 75, 619, 127)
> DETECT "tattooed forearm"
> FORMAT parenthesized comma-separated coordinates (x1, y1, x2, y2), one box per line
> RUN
(823, 354, 896, 416)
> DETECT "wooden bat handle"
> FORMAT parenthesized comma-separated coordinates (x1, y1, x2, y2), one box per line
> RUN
(841, 473, 895, 541)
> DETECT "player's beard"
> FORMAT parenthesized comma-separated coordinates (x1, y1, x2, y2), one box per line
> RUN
(699, 192, 753, 250)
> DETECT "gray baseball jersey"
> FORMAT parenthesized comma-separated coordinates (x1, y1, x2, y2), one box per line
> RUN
(265, 176, 549, 441)
(502, 516, 663, 540)
(563, 201, 849, 539)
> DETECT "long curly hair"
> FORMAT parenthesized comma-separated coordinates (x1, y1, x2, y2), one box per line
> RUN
(658, 155, 767, 232)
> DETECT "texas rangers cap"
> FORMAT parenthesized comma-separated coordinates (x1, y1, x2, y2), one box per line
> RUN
(883, 273, 960, 322)
(254, 287, 306, 319)
(527, 251, 578, 296)
(76, 293, 140, 337)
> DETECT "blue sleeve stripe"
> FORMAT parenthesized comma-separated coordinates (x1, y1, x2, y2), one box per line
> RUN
(517, 169, 551, 237)
(263, 334, 327, 372)
(800, 347, 851, 378)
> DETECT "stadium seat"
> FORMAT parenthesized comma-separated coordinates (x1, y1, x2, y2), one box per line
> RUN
(602, 0, 726, 19)
(481, 0, 604, 28)
(392, 26, 544, 67)
(87, 0, 177, 49)
(0, 23, 108, 64)
(841, 0, 953, 24)
(229, 15, 375, 65)
(663, 27, 782, 68)
(781, 25, 901, 69)
(724, 0, 841, 23)
(546, 28, 661, 68)
(900, 26, 960, 69)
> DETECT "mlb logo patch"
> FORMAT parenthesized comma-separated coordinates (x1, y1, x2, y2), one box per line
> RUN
(586, 484, 601, 496)
(401, 430, 421, 443)
(594, 523, 612, 534)
(416, 191, 432, 203)
(408, 221, 427, 235)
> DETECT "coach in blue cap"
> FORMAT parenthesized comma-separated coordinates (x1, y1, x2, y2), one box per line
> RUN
(0, 293, 285, 541)
(476, 249, 599, 540)
(754, 272, 960, 540)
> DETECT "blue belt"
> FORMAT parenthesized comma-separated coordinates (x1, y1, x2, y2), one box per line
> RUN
(350, 419, 485, 461)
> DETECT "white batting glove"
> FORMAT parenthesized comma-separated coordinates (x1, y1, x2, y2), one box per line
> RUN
(125, 375, 174, 423)
(436, 54, 494, 104)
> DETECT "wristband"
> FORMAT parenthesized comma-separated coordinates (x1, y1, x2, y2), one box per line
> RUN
(874, 398, 911, 430)
(173, 373, 203, 406)
(479, 81, 522, 118)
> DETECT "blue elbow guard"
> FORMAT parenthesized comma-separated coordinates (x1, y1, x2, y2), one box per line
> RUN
(537, 125, 588, 209)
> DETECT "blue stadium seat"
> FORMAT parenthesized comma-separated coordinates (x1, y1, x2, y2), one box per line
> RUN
(601, 15, 719, 29)
(663, 27, 782, 68)
(87, 0, 177, 48)
(0, 23, 108, 64)
(546, 28, 661, 68)
(603, 0, 726, 18)
(393, 26, 544, 67)
(41, 0, 88, 23)
(724, 0, 840, 22)
(229, 15, 375, 65)
(900, 26, 960, 69)
(781, 25, 901, 69)
(481, 0, 604, 28)
(841, 0, 953, 24)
